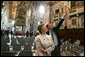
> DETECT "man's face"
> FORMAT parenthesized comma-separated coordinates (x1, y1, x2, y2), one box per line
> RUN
(48, 24, 53, 30)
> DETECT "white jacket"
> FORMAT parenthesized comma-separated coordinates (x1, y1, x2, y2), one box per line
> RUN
(34, 34, 55, 56)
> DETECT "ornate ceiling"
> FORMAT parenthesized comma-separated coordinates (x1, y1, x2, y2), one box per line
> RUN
(7, 1, 18, 19)
(6, 1, 57, 19)
(7, 1, 29, 19)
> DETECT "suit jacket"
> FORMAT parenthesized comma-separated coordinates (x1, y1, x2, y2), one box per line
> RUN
(47, 18, 64, 47)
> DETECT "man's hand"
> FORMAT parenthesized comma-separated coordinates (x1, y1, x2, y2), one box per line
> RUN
(61, 14, 66, 19)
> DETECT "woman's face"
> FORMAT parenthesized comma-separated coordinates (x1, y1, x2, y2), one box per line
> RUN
(42, 25, 47, 33)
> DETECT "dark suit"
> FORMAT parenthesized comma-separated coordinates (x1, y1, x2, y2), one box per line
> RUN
(46, 18, 64, 56)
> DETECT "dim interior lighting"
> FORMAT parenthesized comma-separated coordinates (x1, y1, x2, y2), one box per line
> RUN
(39, 5, 45, 14)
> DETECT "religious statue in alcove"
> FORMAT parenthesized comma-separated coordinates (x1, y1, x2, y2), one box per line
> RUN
(72, 19, 76, 25)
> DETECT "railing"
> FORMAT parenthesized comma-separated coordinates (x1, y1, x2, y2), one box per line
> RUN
(58, 29, 84, 46)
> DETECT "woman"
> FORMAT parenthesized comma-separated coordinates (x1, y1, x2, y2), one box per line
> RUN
(34, 24, 55, 56)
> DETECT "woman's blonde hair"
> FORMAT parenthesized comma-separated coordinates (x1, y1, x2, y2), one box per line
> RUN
(38, 24, 44, 34)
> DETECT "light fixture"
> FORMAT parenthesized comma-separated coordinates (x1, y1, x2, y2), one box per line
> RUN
(3, 2, 5, 5)
(77, 14, 79, 16)
(1, 9, 3, 14)
(12, 20, 15, 25)
(38, 22, 40, 25)
(12, 27, 14, 32)
(39, 5, 45, 14)
(28, 10, 31, 16)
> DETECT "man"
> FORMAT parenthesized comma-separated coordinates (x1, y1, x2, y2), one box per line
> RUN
(46, 14, 65, 56)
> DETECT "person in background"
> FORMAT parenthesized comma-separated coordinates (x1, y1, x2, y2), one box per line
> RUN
(11, 31, 13, 37)
(26, 31, 29, 37)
